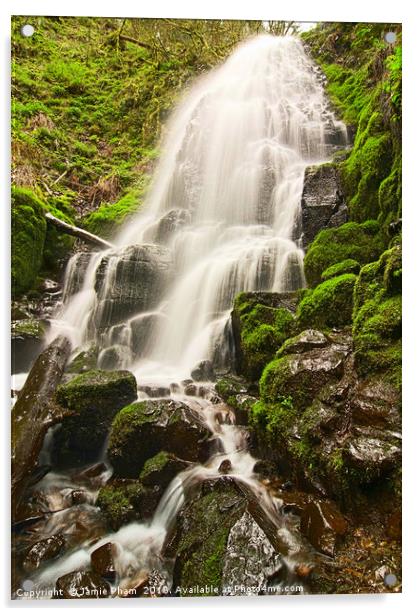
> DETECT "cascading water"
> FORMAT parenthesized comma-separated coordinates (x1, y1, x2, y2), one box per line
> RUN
(20, 34, 348, 597)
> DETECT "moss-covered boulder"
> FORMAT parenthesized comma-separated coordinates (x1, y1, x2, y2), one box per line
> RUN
(165, 477, 288, 596)
(303, 221, 385, 287)
(231, 291, 297, 380)
(297, 274, 357, 329)
(11, 318, 46, 373)
(321, 259, 360, 281)
(11, 187, 47, 297)
(277, 329, 328, 357)
(260, 343, 348, 411)
(139, 451, 190, 488)
(66, 346, 98, 373)
(97, 480, 159, 530)
(53, 369, 137, 465)
(108, 399, 212, 477)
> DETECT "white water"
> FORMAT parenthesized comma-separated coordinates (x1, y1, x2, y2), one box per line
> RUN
(28, 35, 347, 596)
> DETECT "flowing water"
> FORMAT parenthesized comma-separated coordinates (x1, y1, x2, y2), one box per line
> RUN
(16, 34, 347, 597)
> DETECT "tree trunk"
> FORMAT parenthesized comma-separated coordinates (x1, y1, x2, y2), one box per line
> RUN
(11, 335, 73, 520)
(45, 212, 114, 250)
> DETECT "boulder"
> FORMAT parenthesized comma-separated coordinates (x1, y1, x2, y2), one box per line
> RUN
(96, 480, 153, 530)
(343, 434, 401, 483)
(53, 369, 137, 465)
(300, 499, 348, 557)
(191, 359, 215, 382)
(277, 329, 329, 357)
(23, 534, 66, 572)
(93, 244, 172, 328)
(66, 346, 98, 373)
(300, 163, 347, 249)
(11, 318, 45, 373)
(108, 399, 212, 477)
(154, 208, 190, 243)
(350, 378, 401, 430)
(91, 542, 118, 581)
(55, 570, 111, 599)
(139, 451, 190, 488)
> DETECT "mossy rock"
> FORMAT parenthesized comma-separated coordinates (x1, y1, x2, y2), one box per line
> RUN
(321, 259, 360, 281)
(66, 346, 99, 373)
(53, 369, 137, 464)
(108, 399, 212, 477)
(297, 274, 357, 329)
(277, 329, 329, 357)
(259, 345, 346, 412)
(11, 318, 45, 339)
(231, 292, 296, 381)
(96, 480, 157, 530)
(139, 451, 190, 488)
(11, 186, 47, 297)
(304, 221, 385, 287)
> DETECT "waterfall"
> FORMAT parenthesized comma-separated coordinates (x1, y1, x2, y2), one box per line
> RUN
(48, 34, 346, 381)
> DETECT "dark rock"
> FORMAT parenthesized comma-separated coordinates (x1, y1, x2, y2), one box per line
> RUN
(215, 375, 249, 399)
(11, 318, 45, 373)
(108, 399, 212, 477)
(300, 500, 348, 556)
(183, 383, 198, 396)
(93, 244, 172, 328)
(69, 490, 90, 506)
(191, 359, 216, 382)
(139, 451, 190, 488)
(300, 163, 347, 249)
(23, 534, 66, 572)
(55, 570, 111, 599)
(227, 394, 257, 425)
(53, 369, 137, 465)
(277, 329, 329, 357)
(27, 464, 52, 487)
(343, 435, 401, 483)
(350, 378, 401, 430)
(66, 347, 98, 373)
(155, 208, 191, 243)
(97, 479, 161, 529)
(280, 490, 313, 516)
(91, 542, 118, 581)
(138, 384, 171, 398)
(218, 459, 232, 474)
(253, 459, 278, 479)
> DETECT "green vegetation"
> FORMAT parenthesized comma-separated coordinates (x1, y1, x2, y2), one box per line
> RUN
(96, 481, 144, 530)
(303, 22, 401, 226)
(304, 220, 385, 287)
(297, 273, 357, 329)
(321, 259, 360, 281)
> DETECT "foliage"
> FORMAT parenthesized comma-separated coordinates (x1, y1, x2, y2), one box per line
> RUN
(304, 220, 385, 287)
(321, 259, 360, 281)
(297, 274, 357, 329)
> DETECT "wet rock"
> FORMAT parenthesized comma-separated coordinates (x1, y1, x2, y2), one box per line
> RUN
(277, 329, 329, 357)
(118, 571, 149, 597)
(72, 462, 108, 482)
(215, 374, 249, 399)
(261, 344, 347, 411)
(53, 369, 137, 465)
(39, 278, 61, 294)
(139, 451, 190, 488)
(23, 534, 66, 572)
(218, 459, 232, 474)
(300, 500, 348, 557)
(69, 489, 90, 506)
(97, 479, 161, 529)
(253, 459, 278, 479)
(221, 511, 284, 595)
(165, 477, 293, 596)
(138, 384, 171, 398)
(27, 464, 52, 487)
(66, 346, 98, 373)
(155, 208, 190, 243)
(93, 244, 173, 328)
(183, 382, 198, 396)
(55, 570, 111, 599)
(280, 490, 313, 516)
(343, 435, 401, 483)
(351, 378, 401, 430)
(300, 163, 347, 249)
(108, 399, 212, 477)
(226, 393, 258, 425)
(191, 359, 215, 382)
(11, 318, 45, 373)
(91, 542, 118, 581)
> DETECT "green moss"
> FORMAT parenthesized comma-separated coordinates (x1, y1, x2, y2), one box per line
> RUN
(82, 184, 147, 239)
(66, 347, 98, 373)
(11, 318, 45, 338)
(297, 274, 357, 329)
(304, 221, 385, 287)
(57, 369, 137, 411)
(321, 259, 360, 281)
(11, 186, 47, 297)
(96, 482, 144, 530)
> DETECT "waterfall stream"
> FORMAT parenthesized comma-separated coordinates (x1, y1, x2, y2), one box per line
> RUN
(18, 34, 348, 597)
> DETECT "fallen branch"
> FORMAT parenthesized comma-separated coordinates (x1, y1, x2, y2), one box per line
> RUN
(11, 336, 73, 520)
(45, 212, 114, 250)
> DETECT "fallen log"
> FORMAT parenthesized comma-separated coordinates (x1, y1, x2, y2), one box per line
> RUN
(45, 212, 114, 250)
(11, 335, 73, 520)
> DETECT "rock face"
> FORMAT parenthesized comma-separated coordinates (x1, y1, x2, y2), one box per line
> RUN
(91, 542, 118, 581)
(53, 369, 137, 465)
(93, 244, 172, 329)
(300, 500, 348, 557)
(191, 360, 215, 382)
(154, 208, 191, 243)
(300, 163, 347, 249)
(11, 318, 45, 374)
(165, 477, 291, 596)
(108, 399, 212, 477)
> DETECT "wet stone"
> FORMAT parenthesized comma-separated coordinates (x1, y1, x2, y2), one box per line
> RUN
(191, 359, 215, 382)
(343, 435, 401, 483)
(218, 459, 233, 474)
(55, 570, 111, 599)
(23, 534, 66, 572)
(91, 542, 118, 582)
(300, 499, 348, 557)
